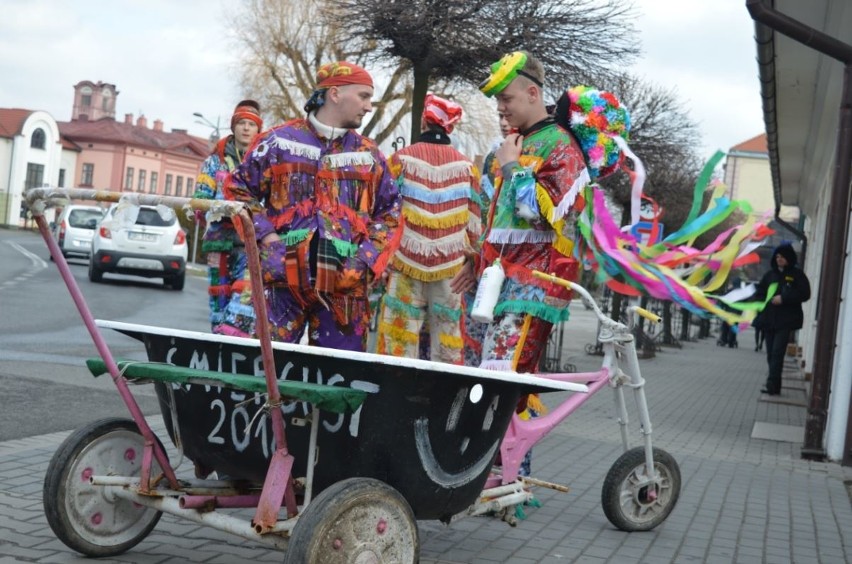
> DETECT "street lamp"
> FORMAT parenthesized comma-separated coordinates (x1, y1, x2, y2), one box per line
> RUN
(193, 112, 221, 145)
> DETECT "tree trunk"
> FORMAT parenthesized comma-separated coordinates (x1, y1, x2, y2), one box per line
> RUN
(410, 64, 431, 145)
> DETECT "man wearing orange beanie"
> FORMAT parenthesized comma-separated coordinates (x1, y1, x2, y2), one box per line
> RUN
(193, 99, 263, 336)
(226, 62, 401, 351)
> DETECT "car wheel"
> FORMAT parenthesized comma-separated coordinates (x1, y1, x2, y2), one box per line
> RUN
(88, 259, 103, 283)
(167, 273, 185, 291)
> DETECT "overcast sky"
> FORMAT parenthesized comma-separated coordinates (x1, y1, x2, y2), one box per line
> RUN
(1, 0, 763, 160)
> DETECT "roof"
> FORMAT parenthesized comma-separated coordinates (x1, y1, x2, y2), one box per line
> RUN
(58, 117, 209, 157)
(729, 133, 767, 154)
(0, 108, 34, 138)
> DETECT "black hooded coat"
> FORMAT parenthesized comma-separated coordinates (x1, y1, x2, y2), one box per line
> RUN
(755, 244, 811, 331)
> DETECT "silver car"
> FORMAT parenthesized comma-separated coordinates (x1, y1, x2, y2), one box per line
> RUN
(50, 205, 105, 259)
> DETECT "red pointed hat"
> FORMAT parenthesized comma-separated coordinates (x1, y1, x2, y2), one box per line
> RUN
(316, 61, 374, 89)
(423, 94, 463, 133)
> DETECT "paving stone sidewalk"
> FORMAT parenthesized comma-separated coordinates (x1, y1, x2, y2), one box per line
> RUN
(1, 309, 850, 563)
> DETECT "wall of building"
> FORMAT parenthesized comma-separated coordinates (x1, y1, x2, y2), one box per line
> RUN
(726, 153, 774, 214)
(1, 111, 64, 226)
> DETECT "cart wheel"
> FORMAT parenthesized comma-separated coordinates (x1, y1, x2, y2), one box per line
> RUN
(601, 446, 681, 532)
(284, 477, 419, 564)
(43, 418, 163, 557)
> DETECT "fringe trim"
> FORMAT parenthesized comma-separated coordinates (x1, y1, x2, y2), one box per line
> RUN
(432, 302, 462, 321)
(398, 155, 473, 183)
(382, 294, 423, 317)
(202, 240, 234, 252)
(494, 300, 571, 324)
(552, 234, 575, 258)
(272, 137, 321, 160)
(325, 151, 375, 169)
(487, 228, 555, 245)
(403, 206, 468, 229)
(400, 184, 473, 205)
(439, 333, 464, 349)
(468, 214, 482, 237)
(279, 228, 311, 246)
(331, 237, 359, 258)
(480, 360, 515, 371)
(551, 169, 591, 223)
(526, 394, 549, 415)
(469, 188, 483, 208)
(378, 321, 420, 344)
(400, 229, 468, 256)
(391, 256, 464, 281)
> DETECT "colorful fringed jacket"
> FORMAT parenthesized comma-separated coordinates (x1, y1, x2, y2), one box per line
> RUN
(388, 134, 482, 281)
(193, 136, 243, 252)
(482, 118, 590, 324)
(225, 117, 401, 298)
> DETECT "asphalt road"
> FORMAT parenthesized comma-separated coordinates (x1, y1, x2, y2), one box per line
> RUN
(0, 227, 210, 440)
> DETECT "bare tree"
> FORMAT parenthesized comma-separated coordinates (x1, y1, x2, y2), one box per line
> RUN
(326, 0, 640, 143)
(592, 74, 705, 236)
(230, 0, 412, 145)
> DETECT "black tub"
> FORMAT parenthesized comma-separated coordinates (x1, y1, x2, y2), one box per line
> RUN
(97, 320, 580, 520)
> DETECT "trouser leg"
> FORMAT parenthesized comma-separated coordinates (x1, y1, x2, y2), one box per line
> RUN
(376, 271, 426, 358)
(425, 279, 464, 365)
(765, 328, 790, 393)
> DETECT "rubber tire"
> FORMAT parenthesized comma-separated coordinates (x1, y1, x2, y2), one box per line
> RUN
(43, 418, 163, 557)
(601, 446, 681, 532)
(167, 272, 185, 291)
(284, 477, 419, 564)
(88, 259, 103, 283)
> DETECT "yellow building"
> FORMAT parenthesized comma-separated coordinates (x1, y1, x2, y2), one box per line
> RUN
(723, 133, 799, 223)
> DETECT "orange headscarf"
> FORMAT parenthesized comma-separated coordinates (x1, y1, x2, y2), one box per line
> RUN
(316, 61, 374, 89)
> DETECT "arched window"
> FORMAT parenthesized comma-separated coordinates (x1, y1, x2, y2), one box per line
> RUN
(31, 128, 46, 149)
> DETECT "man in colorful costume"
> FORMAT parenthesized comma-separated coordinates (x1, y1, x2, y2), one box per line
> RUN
(226, 62, 401, 351)
(377, 94, 482, 363)
(193, 100, 263, 336)
(453, 50, 587, 374)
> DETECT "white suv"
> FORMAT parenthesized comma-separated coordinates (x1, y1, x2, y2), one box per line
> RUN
(89, 204, 188, 290)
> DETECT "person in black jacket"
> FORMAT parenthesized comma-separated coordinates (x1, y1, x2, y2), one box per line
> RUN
(754, 243, 811, 395)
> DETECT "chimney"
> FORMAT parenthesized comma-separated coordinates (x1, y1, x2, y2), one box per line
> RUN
(124, 113, 133, 124)
(153, 119, 164, 132)
(136, 115, 147, 128)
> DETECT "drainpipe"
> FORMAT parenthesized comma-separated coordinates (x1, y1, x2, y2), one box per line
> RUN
(747, 0, 852, 461)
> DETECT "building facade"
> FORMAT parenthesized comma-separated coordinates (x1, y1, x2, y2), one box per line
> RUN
(750, 0, 852, 465)
(0, 80, 208, 228)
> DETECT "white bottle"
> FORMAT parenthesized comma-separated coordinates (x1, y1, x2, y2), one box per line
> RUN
(471, 259, 506, 323)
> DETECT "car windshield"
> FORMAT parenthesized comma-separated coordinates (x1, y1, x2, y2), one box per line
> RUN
(68, 209, 103, 229)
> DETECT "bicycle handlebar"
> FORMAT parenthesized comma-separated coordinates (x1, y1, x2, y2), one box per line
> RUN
(532, 270, 613, 326)
(631, 307, 661, 324)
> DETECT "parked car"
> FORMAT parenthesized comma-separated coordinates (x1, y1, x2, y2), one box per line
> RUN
(50, 205, 105, 259)
(89, 204, 188, 290)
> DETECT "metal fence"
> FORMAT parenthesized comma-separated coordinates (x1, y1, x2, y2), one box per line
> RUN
(539, 292, 717, 373)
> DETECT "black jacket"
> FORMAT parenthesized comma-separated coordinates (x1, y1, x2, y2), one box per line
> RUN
(755, 244, 811, 331)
